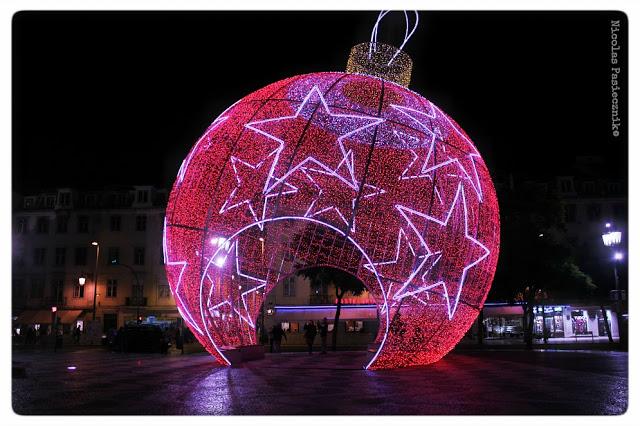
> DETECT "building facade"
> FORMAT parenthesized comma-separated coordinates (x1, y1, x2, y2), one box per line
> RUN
(470, 302, 620, 344)
(12, 186, 178, 335)
(261, 273, 378, 349)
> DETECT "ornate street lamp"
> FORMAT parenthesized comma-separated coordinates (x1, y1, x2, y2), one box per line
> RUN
(91, 241, 100, 321)
(601, 223, 624, 344)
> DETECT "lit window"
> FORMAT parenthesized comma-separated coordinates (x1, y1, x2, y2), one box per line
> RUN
(73, 283, 84, 298)
(107, 279, 118, 298)
(107, 247, 120, 265)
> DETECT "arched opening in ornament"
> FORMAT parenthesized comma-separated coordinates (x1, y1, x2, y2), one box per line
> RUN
(200, 216, 390, 369)
(257, 265, 381, 368)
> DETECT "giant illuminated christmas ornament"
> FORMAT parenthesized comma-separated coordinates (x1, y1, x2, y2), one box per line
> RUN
(164, 11, 499, 369)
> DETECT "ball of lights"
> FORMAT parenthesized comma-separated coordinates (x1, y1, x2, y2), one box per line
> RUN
(164, 40, 499, 369)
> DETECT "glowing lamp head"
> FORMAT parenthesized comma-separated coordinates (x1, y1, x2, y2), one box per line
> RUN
(614, 252, 624, 261)
(78, 277, 86, 286)
(214, 256, 227, 268)
(91, 241, 99, 246)
(602, 231, 622, 247)
(605, 222, 611, 228)
(51, 306, 57, 313)
(210, 236, 231, 251)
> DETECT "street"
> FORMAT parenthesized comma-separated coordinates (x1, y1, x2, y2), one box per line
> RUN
(12, 347, 627, 415)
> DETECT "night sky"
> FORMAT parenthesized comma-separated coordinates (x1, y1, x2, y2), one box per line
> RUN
(12, 11, 627, 193)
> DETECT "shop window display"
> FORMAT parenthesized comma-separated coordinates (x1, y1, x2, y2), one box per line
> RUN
(571, 311, 589, 335)
(483, 316, 523, 339)
(533, 306, 565, 338)
(346, 320, 364, 333)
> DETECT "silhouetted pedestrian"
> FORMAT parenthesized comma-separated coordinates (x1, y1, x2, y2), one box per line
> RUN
(271, 324, 286, 353)
(175, 327, 184, 354)
(26, 326, 35, 345)
(54, 326, 63, 352)
(319, 318, 329, 354)
(115, 327, 125, 352)
(73, 325, 81, 344)
(303, 321, 317, 354)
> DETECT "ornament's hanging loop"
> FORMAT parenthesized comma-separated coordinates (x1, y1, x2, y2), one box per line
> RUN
(368, 10, 419, 66)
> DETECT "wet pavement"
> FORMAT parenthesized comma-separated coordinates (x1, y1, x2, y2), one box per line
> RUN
(12, 347, 627, 415)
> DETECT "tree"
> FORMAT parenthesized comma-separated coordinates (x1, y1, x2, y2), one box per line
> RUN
(491, 176, 598, 348)
(297, 266, 366, 351)
(491, 177, 597, 302)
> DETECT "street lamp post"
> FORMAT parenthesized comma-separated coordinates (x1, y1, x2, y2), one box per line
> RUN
(601, 224, 624, 345)
(111, 260, 142, 323)
(91, 242, 100, 321)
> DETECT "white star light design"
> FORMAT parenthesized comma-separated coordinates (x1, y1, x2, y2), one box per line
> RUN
(220, 86, 384, 231)
(299, 165, 386, 233)
(393, 183, 490, 319)
(218, 153, 297, 230)
(362, 227, 431, 314)
(206, 239, 266, 333)
(395, 130, 445, 205)
(391, 104, 484, 202)
(246, 85, 384, 192)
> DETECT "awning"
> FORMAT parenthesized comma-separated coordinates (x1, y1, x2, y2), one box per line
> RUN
(14, 310, 54, 324)
(14, 310, 37, 324)
(15, 310, 83, 325)
(57, 310, 83, 324)
(484, 305, 525, 316)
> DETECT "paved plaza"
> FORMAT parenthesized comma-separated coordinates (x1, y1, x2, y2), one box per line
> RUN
(12, 347, 627, 415)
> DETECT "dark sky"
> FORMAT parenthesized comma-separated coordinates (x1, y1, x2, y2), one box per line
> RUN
(12, 11, 627, 193)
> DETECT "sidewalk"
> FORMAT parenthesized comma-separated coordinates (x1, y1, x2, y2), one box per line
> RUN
(12, 348, 627, 415)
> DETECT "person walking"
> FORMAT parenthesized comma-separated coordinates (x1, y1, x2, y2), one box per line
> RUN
(175, 327, 184, 355)
(271, 324, 286, 353)
(54, 326, 63, 352)
(73, 325, 81, 344)
(303, 320, 317, 355)
(319, 318, 329, 354)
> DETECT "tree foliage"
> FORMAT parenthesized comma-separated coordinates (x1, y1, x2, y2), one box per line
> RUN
(491, 179, 596, 301)
(297, 266, 366, 350)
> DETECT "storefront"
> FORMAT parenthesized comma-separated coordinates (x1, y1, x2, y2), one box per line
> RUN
(482, 304, 525, 340)
(533, 306, 565, 338)
(464, 302, 620, 345)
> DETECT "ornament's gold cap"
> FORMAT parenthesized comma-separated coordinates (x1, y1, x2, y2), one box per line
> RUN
(346, 42, 413, 87)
